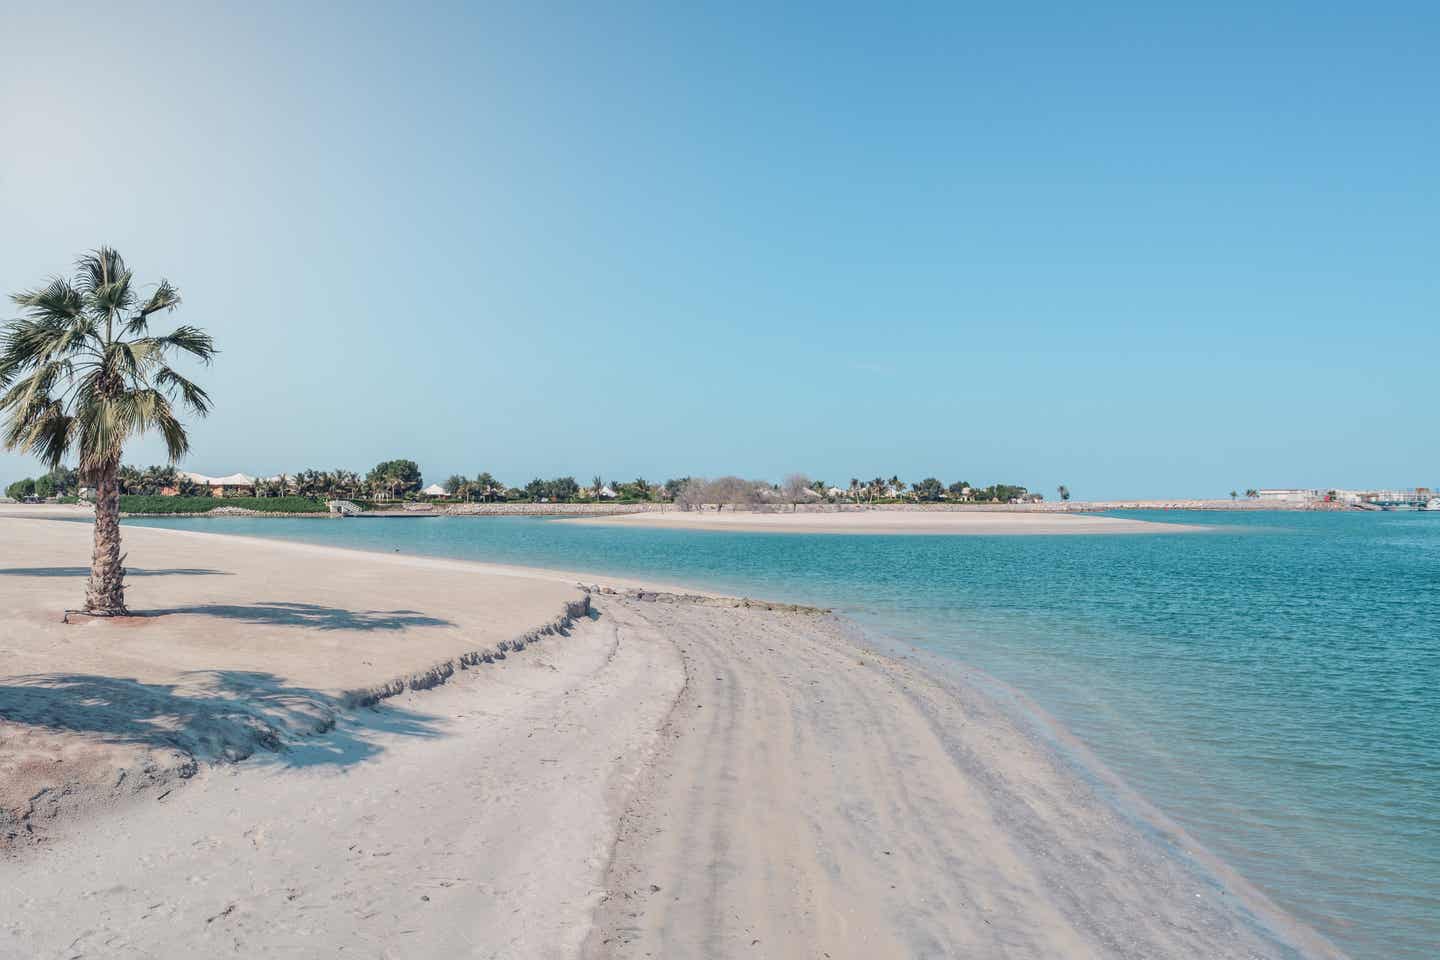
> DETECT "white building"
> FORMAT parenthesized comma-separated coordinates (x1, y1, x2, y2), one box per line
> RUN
(1256, 489, 1320, 503)
(177, 471, 256, 496)
(420, 483, 448, 497)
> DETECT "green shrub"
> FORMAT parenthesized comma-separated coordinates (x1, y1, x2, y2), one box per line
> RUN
(120, 495, 328, 514)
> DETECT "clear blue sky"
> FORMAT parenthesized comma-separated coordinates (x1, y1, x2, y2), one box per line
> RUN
(2, 3, 1435, 499)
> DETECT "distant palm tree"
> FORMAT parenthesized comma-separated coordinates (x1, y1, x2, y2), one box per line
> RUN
(1244, 488, 1258, 499)
(476, 472, 498, 502)
(1230, 490, 1238, 501)
(1, 248, 215, 616)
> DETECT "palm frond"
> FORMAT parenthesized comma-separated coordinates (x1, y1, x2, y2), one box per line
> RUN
(155, 401, 191, 462)
(10, 277, 84, 324)
(155, 365, 212, 416)
(1, 388, 51, 449)
(138, 279, 181, 317)
(75, 247, 128, 296)
(121, 389, 190, 461)
(151, 324, 216, 363)
(102, 339, 143, 382)
(125, 279, 182, 335)
(17, 403, 75, 470)
(0, 360, 73, 416)
(1, 318, 68, 375)
(74, 394, 128, 473)
(92, 269, 137, 317)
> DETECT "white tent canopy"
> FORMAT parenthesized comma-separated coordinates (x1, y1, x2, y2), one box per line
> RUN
(180, 471, 255, 487)
(421, 483, 447, 497)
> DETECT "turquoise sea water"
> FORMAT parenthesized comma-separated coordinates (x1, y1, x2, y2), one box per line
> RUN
(130, 511, 1439, 959)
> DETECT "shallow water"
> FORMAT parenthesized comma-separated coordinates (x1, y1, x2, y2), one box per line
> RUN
(130, 510, 1439, 959)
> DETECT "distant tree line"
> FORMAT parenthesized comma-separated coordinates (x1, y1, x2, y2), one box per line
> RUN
(5, 465, 79, 500)
(6, 457, 1070, 508)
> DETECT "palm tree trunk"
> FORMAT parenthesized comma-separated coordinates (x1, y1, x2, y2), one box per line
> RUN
(85, 459, 127, 616)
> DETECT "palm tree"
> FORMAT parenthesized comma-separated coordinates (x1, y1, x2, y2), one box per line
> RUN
(476, 472, 498, 503)
(0, 248, 215, 616)
(118, 463, 144, 495)
(336, 469, 360, 499)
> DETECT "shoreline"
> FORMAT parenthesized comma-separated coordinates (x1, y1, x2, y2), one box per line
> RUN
(583, 596, 1345, 959)
(0, 512, 1345, 957)
(0, 499, 1357, 527)
(838, 618, 1345, 960)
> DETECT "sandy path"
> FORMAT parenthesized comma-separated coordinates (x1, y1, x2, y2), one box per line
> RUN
(1, 608, 684, 958)
(564, 509, 1201, 535)
(584, 599, 1343, 960)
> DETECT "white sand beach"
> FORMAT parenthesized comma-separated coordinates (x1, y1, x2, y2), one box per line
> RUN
(564, 508, 1203, 535)
(0, 514, 1338, 958)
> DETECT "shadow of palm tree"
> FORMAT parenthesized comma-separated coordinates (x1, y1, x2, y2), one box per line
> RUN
(0, 670, 441, 768)
(137, 602, 453, 631)
(0, 566, 231, 577)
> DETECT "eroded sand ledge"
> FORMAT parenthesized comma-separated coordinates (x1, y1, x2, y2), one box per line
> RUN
(0, 518, 1339, 958)
(0, 516, 604, 842)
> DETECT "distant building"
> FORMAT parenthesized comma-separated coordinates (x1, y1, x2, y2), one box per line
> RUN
(178, 471, 256, 497)
(1360, 488, 1432, 506)
(420, 483, 448, 498)
(1256, 489, 1319, 503)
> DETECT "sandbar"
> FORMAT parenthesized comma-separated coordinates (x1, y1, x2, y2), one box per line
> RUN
(564, 507, 1202, 535)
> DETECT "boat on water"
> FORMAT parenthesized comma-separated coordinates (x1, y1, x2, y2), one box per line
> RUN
(1421, 497, 1440, 512)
